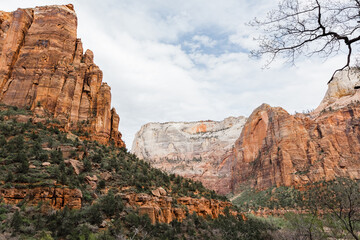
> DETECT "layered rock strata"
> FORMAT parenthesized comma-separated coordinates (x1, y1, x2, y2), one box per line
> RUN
(0, 5, 124, 147)
(132, 117, 247, 194)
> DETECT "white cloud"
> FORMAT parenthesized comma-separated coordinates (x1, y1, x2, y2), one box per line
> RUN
(192, 35, 217, 47)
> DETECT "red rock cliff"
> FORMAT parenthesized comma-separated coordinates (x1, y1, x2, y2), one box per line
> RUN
(230, 103, 360, 193)
(0, 5, 124, 147)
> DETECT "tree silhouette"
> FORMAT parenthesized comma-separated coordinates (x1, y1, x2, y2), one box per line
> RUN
(251, 0, 360, 83)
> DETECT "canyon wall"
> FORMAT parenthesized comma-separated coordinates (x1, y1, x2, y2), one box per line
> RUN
(230, 69, 360, 193)
(133, 69, 360, 195)
(131, 117, 247, 194)
(0, 5, 124, 147)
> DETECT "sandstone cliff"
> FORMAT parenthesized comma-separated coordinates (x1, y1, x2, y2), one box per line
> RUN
(0, 5, 124, 147)
(131, 116, 247, 194)
(230, 71, 360, 192)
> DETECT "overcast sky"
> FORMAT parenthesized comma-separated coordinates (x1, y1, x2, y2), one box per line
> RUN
(2, 1, 347, 147)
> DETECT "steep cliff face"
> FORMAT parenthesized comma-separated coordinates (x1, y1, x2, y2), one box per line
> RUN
(230, 83, 360, 193)
(122, 192, 233, 224)
(133, 69, 360, 195)
(132, 117, 247, 194)
(0, 5, 124, 147)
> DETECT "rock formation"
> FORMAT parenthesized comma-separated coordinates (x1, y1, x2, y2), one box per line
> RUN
(120, 192, 233, 224)
(0, 186, 82, 209)
(131, 117, 247, 194)
(133, 69, 360, 195)
(230, 70, 360, 193)
(0, 5, 124, 147)
(0, 185, 232, 224)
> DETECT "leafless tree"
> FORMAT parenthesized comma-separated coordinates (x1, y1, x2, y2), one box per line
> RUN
(250, 0, 360, 83)
(308, 178, 360, 240)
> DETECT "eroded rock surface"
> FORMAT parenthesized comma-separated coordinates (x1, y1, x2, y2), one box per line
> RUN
(0, 5, 124, 147)
(131, 117, 247, 194)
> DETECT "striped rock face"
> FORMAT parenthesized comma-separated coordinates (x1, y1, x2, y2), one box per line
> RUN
(131, 116, 247, 194)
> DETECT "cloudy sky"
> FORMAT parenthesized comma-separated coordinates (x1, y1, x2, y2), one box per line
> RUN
(2, 0, 347, 147)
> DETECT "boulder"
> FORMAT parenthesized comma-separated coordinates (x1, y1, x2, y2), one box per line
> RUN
(64, 159, 84, 175)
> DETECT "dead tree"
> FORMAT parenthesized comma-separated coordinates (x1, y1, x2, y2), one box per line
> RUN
(250, 0, 360, 83)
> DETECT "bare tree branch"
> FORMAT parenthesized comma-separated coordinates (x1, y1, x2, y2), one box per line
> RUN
(250, 0, 360, 84)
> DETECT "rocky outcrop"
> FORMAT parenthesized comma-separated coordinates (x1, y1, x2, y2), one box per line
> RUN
(0, 5, 124, 147)
(313, 68, 360, 115)
(230, 102, 360, 193)
(0, 186, 82, 209)
(0, 185, 232, 224)
(131, 117, 247, 194)
(121, 192, 233, 224)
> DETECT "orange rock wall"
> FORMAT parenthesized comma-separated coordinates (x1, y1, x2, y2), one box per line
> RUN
(121, 193, 232, 224)
(0, 186, 232, 224)
(0, 186, 82, 209)
(0, 5, 124, 147)
(230, 103, 360, 193)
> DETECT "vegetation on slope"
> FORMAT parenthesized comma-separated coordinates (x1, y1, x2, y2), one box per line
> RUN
(233, 179, 360, 240)
(0, 105, 276, 239)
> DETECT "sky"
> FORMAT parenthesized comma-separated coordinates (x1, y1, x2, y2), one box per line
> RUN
(1, 0, 347, 147)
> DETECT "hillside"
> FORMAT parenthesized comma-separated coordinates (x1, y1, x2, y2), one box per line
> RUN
(0, 104, 276, 239)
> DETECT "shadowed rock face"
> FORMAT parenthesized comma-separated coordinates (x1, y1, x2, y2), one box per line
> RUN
(0, 5, 124, 147)
(132, 117, 247, 194)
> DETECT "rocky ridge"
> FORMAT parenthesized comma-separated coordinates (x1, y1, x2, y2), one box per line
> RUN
(132, 116, 247, 194)
(0, 5, 124, 147)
